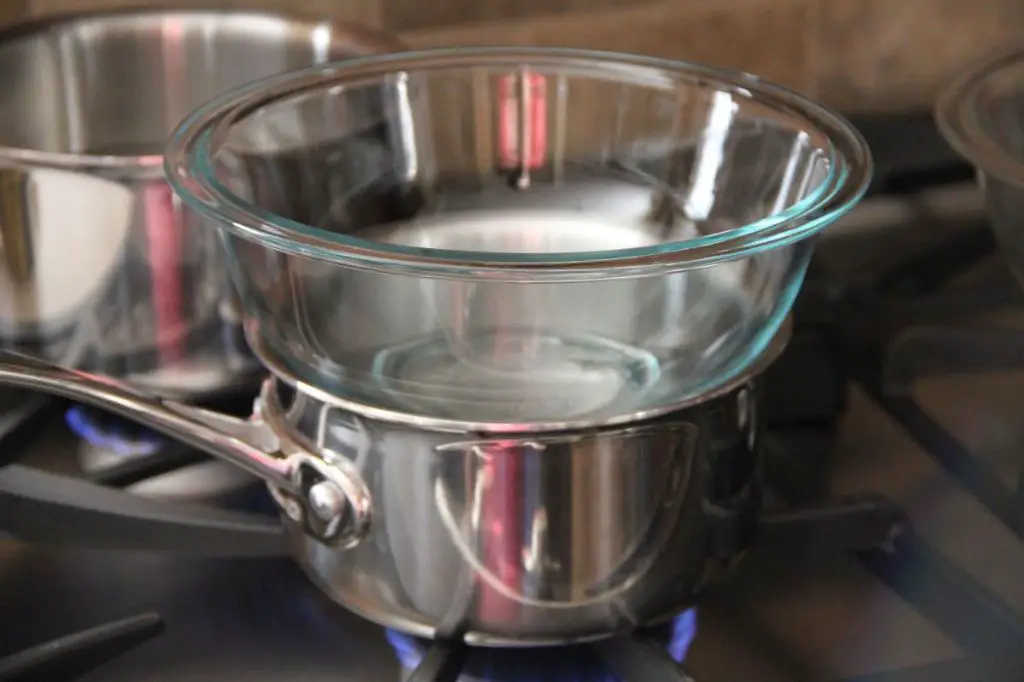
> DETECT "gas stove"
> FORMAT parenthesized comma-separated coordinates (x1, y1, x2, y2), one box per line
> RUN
(4, 113, 1024, 682)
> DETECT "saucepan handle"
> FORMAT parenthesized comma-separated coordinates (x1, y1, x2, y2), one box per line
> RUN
(0, 350, 370, 547)
(0, 350, 291, 488)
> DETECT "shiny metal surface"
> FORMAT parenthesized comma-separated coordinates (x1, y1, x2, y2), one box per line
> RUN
(0, 9, 403, 400)
(166, 48, 869, 424)
(245, 315, 790, 433)
(0, 327, 778, 643)
(274, 378, 760, 645)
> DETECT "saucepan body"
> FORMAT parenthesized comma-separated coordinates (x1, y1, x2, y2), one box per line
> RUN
(0, 328, 779, 645)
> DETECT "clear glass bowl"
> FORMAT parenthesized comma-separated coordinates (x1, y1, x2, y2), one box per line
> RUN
(165, 48, 871, 429)
(937, 49, 1024, 287)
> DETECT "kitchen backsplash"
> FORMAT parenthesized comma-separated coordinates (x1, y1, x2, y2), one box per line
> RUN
(6, 0, 1023, 113)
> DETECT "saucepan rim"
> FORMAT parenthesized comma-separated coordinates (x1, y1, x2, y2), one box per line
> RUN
(0, 6, 405, 175)
(166, 46, 873, 281)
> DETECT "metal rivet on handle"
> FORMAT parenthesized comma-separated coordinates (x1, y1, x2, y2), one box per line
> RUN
(308, 480, 348, 524)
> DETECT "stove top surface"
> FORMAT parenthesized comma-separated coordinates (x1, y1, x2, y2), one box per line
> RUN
(4, 114, 1024, 682)
(0, 542, 397, 681)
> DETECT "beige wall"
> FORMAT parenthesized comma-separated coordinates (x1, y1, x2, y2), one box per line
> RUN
(9, 0, 1024, 113)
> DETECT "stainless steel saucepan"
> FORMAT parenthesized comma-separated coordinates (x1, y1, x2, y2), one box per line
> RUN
(0, 8, 404, 401)
(0, 321, 782, 645)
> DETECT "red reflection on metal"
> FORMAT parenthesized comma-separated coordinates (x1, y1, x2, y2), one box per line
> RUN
(147, 19, 185, 363)
(479, 448, 523, 623)
(498, 73, 547, 170)
(144, 183, 184, 363)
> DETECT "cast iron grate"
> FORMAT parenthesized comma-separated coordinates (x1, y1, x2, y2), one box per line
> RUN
(0, 613, 164, 682)
(836, 224, 1024, 542)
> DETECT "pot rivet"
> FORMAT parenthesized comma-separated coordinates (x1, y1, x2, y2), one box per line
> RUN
(308, 480, 347, 523)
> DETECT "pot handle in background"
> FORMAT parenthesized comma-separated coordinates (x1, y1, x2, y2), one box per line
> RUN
(0, 351, 369, 547)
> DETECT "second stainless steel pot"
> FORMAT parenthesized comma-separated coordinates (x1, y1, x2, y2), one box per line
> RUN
(0, 8, 404, 401)
(0, 321, 786, 645)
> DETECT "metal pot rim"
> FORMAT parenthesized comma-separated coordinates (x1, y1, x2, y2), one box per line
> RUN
(0, 6, 405, 176)
(246, 315, 791, 433)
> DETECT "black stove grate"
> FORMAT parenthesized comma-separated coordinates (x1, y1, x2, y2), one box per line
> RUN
(0, 613, 163, 682)
(836, 223, 1024, 543)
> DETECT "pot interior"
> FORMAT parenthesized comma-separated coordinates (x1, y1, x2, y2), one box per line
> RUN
(0, 10, 398, 158)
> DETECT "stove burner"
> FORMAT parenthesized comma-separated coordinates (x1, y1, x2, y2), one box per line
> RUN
(63, 399, 257, 494)
(65, 406, 163, 459)
(386, 610, 697, 682)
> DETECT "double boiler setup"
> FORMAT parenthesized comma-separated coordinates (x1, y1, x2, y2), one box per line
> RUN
(0, 10, 873, 647)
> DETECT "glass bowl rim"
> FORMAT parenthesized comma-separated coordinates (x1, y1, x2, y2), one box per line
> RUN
(936, 47, 1024, 188)
(165, 46, 873, 281)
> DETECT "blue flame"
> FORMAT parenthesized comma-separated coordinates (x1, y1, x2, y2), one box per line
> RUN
(386, 609, 698, 681)
(65, 407, 163, 458)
